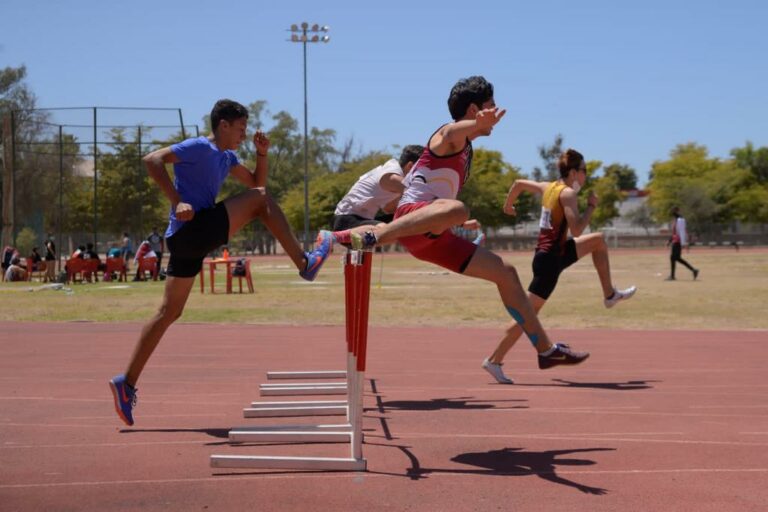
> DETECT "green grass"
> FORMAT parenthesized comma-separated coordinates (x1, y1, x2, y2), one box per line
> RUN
(3, 248, 767, 330)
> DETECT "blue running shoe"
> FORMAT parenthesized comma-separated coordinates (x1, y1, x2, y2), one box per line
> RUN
(299, 230, 333, 282)
(472, 232, 486, 246)
(109, 374, 137, 426)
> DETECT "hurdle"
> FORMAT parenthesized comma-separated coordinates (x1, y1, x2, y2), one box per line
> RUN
(210, 249, 372, 471)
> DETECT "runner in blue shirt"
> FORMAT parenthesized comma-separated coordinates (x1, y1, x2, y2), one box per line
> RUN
(109, 99, 333, 426)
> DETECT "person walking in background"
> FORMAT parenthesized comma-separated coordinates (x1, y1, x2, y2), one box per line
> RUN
(666, 206, 699, 281)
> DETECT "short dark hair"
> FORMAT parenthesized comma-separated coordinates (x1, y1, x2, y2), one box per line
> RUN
(210, 99, 248, 132)
(557, 149, 585, 178)
(399, 145, 424, 168)
(447, 76, 494, 121)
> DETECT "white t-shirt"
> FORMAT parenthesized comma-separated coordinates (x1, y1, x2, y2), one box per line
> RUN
(674, 217, 688, 246)
(334, 159, 403, 219)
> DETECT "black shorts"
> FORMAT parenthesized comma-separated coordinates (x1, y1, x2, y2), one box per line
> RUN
(166, 203, 229, 278)
(528, 239, 579, 300)
(332, 214, 381, 231)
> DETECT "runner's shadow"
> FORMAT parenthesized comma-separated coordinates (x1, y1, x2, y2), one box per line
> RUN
(520, 379, 660, 390)
(379, 397, 528, 411)
(410, 447, 614, 494)
(119, 427, 230, 439)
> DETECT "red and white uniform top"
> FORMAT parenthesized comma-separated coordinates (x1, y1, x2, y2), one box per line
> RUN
(399, 127, 473, 206)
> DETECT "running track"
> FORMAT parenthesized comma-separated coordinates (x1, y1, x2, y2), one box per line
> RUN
(1, 322, 766, 511)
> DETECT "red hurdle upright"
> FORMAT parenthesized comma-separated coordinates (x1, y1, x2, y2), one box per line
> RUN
(210, 249, 373, 471)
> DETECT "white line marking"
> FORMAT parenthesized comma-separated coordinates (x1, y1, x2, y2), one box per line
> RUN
(1, 468, 766, 489)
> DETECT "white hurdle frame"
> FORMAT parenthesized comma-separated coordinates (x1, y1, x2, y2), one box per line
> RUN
(210, 249, 372, 471)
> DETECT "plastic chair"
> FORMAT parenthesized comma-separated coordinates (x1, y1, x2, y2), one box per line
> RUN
(83, 259, 100, 283)
(136, 256, 158, 281)
(66, 258, 88, 284)
(26, 259, 47, 282)
(226, 258, 254, 293)
(104, 257, 127, 282)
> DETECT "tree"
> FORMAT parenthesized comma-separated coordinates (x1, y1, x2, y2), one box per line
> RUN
(95, 128, 167, 238)
(603, 163, 638, 190)
(532, 134, 564, 181)
(281, 151, 390, 232)
(459, 149, 529, 228)
(578, 161, 622, 230)
(731, 141, 768, 184)
(626, 202, 656, 236)
(647, 144, 723, 235)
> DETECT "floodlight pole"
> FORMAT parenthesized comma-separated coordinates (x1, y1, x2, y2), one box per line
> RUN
(289, 22, 330, 251)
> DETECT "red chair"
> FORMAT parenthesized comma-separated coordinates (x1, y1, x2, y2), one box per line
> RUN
(104, 257, 127, 282)
(66, 258, 88, 284)
(83, 259, 100, 283)
(26, 259, 47, 282)
(136, 256, 158, 281)
(226, 258, 254, 294)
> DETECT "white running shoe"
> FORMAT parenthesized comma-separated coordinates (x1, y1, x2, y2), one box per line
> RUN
(481, 357, 514, 384)
(604, 285, 637, 309)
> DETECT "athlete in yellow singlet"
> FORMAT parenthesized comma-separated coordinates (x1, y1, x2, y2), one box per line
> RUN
(481, 149, 637, 384)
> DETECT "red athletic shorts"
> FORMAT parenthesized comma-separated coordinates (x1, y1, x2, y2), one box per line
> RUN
(394, 201, 478, 274)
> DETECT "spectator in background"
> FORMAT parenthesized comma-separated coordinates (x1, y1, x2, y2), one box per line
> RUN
(147, 226, 164, 275)
(132, 240, 157, 281)
(666, 206, 699, 281)
(71, 245, 86, 259)
(107, 244, 122, 259)
(4, 256, 27, 282)
(2, 246, 20, 275)
(44, 235, 57, 282)
(28, 247, 43, 271)
(121, 232, 133, 264)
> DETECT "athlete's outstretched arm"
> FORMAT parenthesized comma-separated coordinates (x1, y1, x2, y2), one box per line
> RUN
(503, 179, 549, 215)
(431, 108, 506, 154)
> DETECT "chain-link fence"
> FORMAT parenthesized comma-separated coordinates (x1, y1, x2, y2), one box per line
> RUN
(1, 106, 199, 271)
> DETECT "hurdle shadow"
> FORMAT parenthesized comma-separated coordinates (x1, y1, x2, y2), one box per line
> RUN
(406, 447, 614, 494)
(375, 396, 528, 412)
(518, 379, 660, 391)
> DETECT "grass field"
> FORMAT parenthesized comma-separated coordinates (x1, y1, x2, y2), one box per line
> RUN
(2, 247, 767, 331)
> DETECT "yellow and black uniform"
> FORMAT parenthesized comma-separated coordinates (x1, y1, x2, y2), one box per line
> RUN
(529, 181, 579, 299)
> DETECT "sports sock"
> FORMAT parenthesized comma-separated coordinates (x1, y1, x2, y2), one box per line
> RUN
(333, 230, 351, 245)
(540, 344, 558, 357)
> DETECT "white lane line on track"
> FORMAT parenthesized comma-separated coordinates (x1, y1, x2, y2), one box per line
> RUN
(1, 468, 766, 489)
(390, 432, 768, 447)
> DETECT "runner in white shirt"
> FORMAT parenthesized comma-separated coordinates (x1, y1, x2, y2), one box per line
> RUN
(332, 145, 423, 231)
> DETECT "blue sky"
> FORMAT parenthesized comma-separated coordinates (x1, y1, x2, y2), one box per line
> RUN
(2, 0, 766, 185)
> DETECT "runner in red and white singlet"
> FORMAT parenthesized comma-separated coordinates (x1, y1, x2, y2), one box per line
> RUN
(331, 76, 590, 371)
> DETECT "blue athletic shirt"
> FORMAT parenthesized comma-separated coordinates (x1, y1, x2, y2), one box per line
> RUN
(165, 136, 240, 238)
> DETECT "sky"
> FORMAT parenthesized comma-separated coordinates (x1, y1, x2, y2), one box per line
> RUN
(2, 0, 766, 186)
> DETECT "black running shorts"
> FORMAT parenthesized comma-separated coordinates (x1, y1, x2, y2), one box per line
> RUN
(166, 202, 229, 278)
(528, 239, 578, 300)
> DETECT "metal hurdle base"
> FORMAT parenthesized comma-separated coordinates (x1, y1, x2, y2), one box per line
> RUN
(210, 250, 372, 473)
(211, 455, 366, 471)
(244, 400, 347, 418)
(259, 385, 347, 396)
(267, 370, 347, 380)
